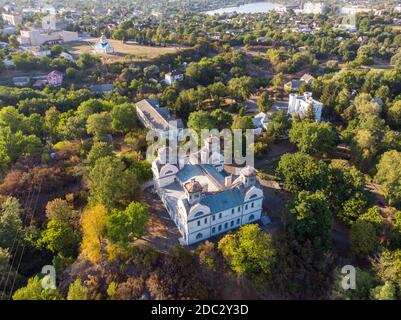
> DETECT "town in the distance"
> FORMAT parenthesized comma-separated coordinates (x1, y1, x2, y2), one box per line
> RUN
(0, 0, 400, 301)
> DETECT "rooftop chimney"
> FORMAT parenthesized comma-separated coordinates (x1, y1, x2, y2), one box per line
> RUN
(225, 174, 233, 187)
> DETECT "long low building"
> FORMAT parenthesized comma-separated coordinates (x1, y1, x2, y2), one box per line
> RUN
(18, 30, 79, 46)
(135, 99, 184, 132)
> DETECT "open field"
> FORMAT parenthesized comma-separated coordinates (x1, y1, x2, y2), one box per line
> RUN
(62, 38, 183, 63)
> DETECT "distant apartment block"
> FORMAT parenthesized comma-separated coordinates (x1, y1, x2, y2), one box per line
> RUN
(301, 2, 328, 15)
(135, 99, 184, 132)
(1, 13, 22, 26)
(18, 30, 79, 46)
(288, 92, 323, 122)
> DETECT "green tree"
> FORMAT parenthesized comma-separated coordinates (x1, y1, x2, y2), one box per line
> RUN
(187, 111, 215, 141)
(77, 99, 112, 121)
(265, 110, 290, 141)
(375, 249, 401, 288)
(289, 120, 337, 157)
(231, 116, 254, 131)
(371, 281, 397, 300)
(111, 103, 137, 134)
(289, 191, 332, 251)
(210, 109, 233, 130)
(77, 53, 100, 69)
(67, 279, 88, 300)
(327, 160, 366, 214)
(88, 156, 139, 210)
(387, 101, 401, 128)
(86, 142, 113, 167)
(107, 202, 149, 248)
(257, 92, 272, 112)
(358, 206, 382, 231)
(208, 82, 226, 100)
(227, 76, 254, 101)
(218, 224, 275, 286)
(276, 152, 328, 193)
(86, 112, 112, 142)
(50, 44, 63, 56)
(44, 107, 60, 140)
(12, 276, 62, 300)
(0, 106, 24, 133)
(350, 220, 379, 257)
(0, 197, 23, 249)
(39, 220, 80, 258)
(339, 192, 370, 225)
(375, 150, 401, 209)
(0, 247, 11, 277)
(331, 268, 374, 300)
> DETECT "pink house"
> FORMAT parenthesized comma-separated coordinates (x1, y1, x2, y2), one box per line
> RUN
(47, 70, 63, 87)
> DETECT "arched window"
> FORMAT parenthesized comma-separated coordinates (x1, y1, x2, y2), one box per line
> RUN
(194, 211, 204, 218)
(164, 170, 173, 175)
(250, 193, 258, 199)
(196, 233, 203, 240)
(249, 214, 255, 221)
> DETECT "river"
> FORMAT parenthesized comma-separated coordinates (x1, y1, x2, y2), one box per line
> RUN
(205, 2, 281, 15)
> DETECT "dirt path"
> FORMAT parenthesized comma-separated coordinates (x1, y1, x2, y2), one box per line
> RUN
(136, 190, 181, 253)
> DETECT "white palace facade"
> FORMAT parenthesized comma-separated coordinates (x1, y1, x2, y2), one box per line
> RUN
(152, 136, 264, 245)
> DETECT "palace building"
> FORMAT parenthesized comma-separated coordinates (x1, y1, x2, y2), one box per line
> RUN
(152, 136, 264, 245)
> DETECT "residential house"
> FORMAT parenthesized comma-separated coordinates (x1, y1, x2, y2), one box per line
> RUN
(47, 70, 63, 87)
(252, 112, 271, 134)
(300, 73, 315, 85)
(13, 76, 31, 87)
(288, 92, 323, 122)
(60, 52, 74, 60)
(165, 70, 184, 86)
(284, 79, 305, 92)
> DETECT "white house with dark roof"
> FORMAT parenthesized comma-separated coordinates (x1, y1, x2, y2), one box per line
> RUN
(152, 136, 264, 245)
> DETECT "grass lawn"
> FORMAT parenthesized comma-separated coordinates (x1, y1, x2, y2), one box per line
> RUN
(62, 38, 183, 63)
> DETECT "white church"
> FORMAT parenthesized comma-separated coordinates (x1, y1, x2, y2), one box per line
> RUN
(152, 136, 264, 245)
(93, 34, 114, 54)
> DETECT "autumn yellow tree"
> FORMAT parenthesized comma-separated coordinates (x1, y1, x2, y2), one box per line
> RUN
(81, 205, 107, 263)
